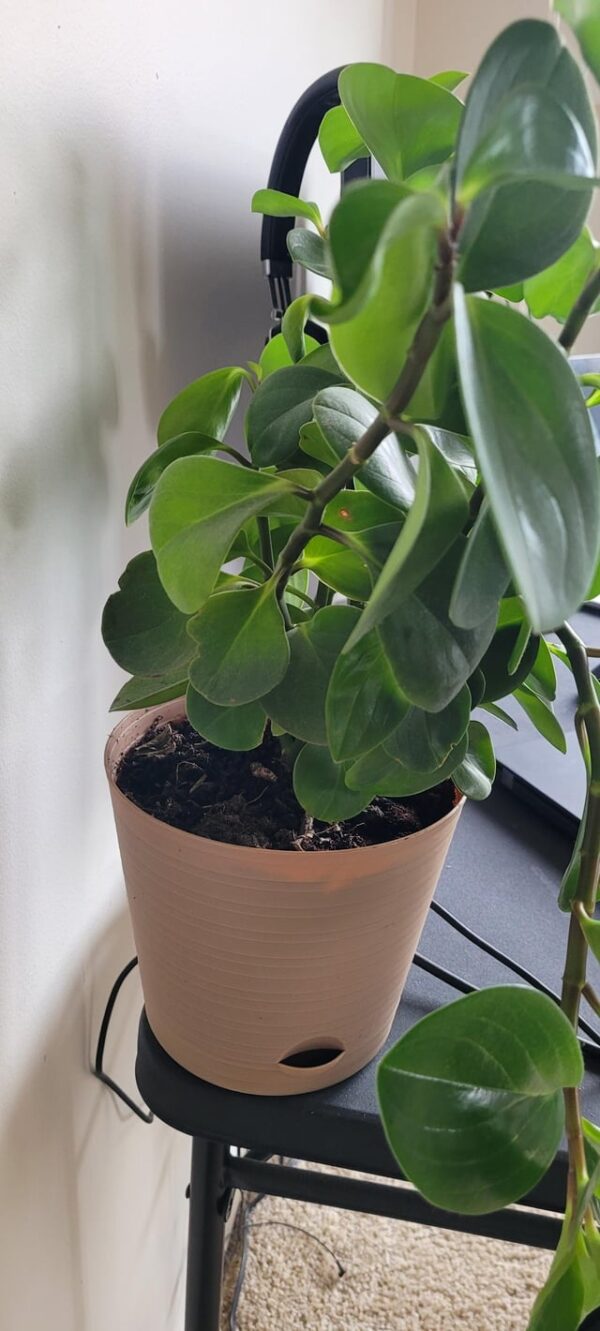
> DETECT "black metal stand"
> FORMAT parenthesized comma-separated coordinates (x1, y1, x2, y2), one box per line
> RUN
(185, 1140, 231, 1331)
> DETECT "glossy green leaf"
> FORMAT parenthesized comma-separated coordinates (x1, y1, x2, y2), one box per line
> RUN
(494, 282, 524, 302)
(450, 501, 508, 630)
(287, 228, 333, 279)
(110, 669, 187, 712)
(258, 332, 318, 379)
(251, 188, 323, 233)
(453, 720, 496, 799)
(479, 621, 539, 703)
(416, 426, 477, 485)
(102, 550, 195, 676)
(456, 20, 597, 290)
(246, 365, 342, 467)
(527, 639, 557, 703)
(327, 191, 444, 406)
(188, 584, 289, 706)
(312, 386, 416, 509)
(186, 684, 265, 751)
(481, 701, 518, 730)
(323, 179, 410, 323)
(429, 70, 468, 92)
(326, 629, 409, 762)
(555, 0, 600, 84)
(281, 295, 316, 364)
(455, 290, 600, 632)
(377, 540, 497, 712)
(293, 744, 373, 822)
(303, 540, 372, 601)
(514, 685, 567, 754)
(157, 367, 246, 446)
(384, 686, 470, 773)
(528, 1229, 600, 1331)
(304, 492, 402, 600)
(348, 426, 469, 647)
(378, 986, 583, 1214)
(457, 87, 597, 205)
(126, 431, 222, 524)
(264, 604, 358, 745)
(347, 732, 467, 796)
(468, 667, 486, 708)
(338, 65, 462, 182)
(525, 230, 597, 322)
(150, 457, 293, 613)
(318, 102, 369, 173)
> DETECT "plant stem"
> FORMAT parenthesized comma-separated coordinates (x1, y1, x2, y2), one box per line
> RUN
(257, 516, 274, 570)
(557, 624, 600, 1207)
(582, 981, 600, 1019)
(559, 267, 600, 353)
(314, 580, 333, 608)
(273, 225, 457, 592)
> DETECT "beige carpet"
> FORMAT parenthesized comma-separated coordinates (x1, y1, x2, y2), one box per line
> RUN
(221, 1165, 553, 1331)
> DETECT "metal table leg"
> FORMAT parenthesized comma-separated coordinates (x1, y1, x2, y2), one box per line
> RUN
(185, 1139, 230, 1331)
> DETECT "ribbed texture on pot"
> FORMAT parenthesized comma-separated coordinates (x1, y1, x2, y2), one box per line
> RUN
(106, 702, 464, 1095)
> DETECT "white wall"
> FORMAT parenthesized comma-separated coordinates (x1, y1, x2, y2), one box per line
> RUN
(0, 2, 414, 1328)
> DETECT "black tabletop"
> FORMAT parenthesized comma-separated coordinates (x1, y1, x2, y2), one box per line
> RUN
(136, 780, 600, 1213)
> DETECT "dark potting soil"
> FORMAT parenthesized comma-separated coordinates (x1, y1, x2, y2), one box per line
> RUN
(116, 718, 457, 851)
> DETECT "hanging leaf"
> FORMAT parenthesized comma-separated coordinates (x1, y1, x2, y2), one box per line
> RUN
(102, 550, 195, 676)
(481, 702, 519, 731)
(347, 426, 469, 648)
(526, 639, 557, 703)
(456, 20, 597, 290)
(251, 188, 323, 233)
(514, 685, 567, 754)
(378, 986, 583, 1214)
(287, 228, 333, 280)
(338, 65, 462, 182)
(258, 332, 319, 379)
(293, 744, 373, 822)
(110, 669, 188, 712)
(383, 687, 470, 772)
(126, 431, 221, 524)
(453, 720, 496, 799)
(246, 365, 342, 467)
(479, 614, 539, 704)
(186, 685, 265, 751)
(455, 289, 600, 632)
(318, 102, 369, 173)
(326, 629, 409, 762)
(188, 584, 289, 706)
(149, 457, 295, 613)
(525, 229, 598, 322)
(554, 0, 600, 84)
(264, 605, 358, 745)
(312, 386, 416, 510)
(346, 731, 467, 796)
(450, 501, 509, 630)
(429, 70, 468, 92)
(377, 540, 498, 712)
(157, 367, 247, 446)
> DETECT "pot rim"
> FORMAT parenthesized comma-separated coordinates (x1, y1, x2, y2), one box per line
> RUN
(105, 703, 466, 862)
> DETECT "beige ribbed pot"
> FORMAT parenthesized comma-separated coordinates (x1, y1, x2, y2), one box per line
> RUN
(106, 701, 464, 1096)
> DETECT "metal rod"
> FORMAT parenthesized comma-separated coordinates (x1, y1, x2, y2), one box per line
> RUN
(185, 1139, 229, 1331)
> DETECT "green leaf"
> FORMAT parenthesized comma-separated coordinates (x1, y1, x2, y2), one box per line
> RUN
(527, 638, 557, 703)
(246, 365, 343, 467)
(304, 491, 402, 600)
(450, 501, 508, 630)
(157, 367, 246, 446)
(126, 431, 222, 524)
(338, 65, 462, 182)
(186, 684, 265, 751)
(188, 584, 289, 706)
(417, 426, 477, 485)
(453, 720, 496, 799)
(514, 684, 567, 754)
(377, 986, 583, 1214)
(102, 550, 195, 676)
(326, 190, 445, 407)
(384, 686, 470, 772)
(312, 386, 416, 509)
(149, 457, 294, 613)
(456, 20, 597, 290)
(318, 103, 369, 174)
(110, 669, 187, 712)
(494, 282, 524, 302)
(326, 630, 409, 762)
(468, 667, 486, 708)
(429, 70, 468, 92)
(555, 0, 600, 84)
(323, 179, 410, 322)
(455, 290, 600, 632)
(293, 744, 373, 822)
(481, 701, 519, 730)
(258, 332, 318, 379)
(457, 87, 597, 205)
(251, 188, 323, 233)
(346, 732, 467, 795)
(525, 229, 597, 322)
(527, 1228, 600, 1331)
(264, 604, 358, 745)
(347, 425, 469, 647)
(377, 540, 498, 712)
(281, 295, 315, 363)
(287, 228, 333, 280)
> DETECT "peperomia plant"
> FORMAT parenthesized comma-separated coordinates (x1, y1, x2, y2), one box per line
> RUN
(103, 13, 600, 1325)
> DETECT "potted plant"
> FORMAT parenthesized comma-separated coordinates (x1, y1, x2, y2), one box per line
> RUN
(104, 11, 600, 1320)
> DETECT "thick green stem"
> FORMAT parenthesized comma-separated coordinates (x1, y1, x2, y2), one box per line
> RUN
(559, 266, 600, 353)
(557, 624, 600, 1208)
(273, 225, 457, 592)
